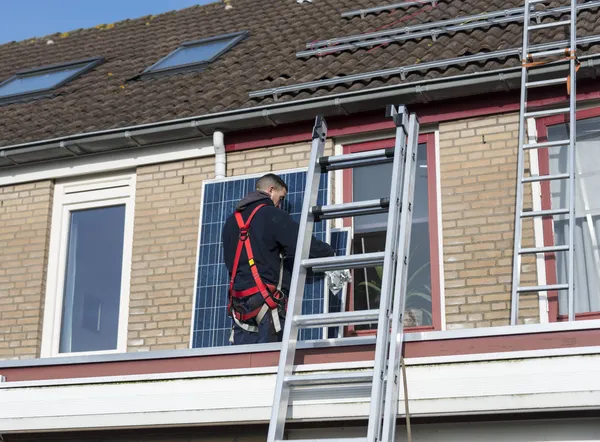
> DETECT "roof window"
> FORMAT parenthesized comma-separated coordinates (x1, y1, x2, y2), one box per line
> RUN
(0, 57, 103, 104)
(142, 31, 248, 76)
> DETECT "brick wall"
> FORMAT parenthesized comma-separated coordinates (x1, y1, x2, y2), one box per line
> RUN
(127, 157, 214, 352)
(439, 113, 539, 329)
(0, 181, 53, 359)
(226, 140, 334, 177)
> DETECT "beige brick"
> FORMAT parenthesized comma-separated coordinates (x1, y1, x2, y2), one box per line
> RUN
(441, 113, 537, 329)
(0, 180, 53, 359)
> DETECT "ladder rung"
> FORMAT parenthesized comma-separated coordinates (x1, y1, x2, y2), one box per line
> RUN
(523, 139, 570, 150)
(522, 173, 569, 183)
(521, 208, 569, 218)
(517, 283, 569, 293)
(275, 439, 366, 442)
(524, 107, 570, 118)
(319, 148, 394, 171)
(528, 19, 571, 31)
(294, 309, 380, 328)
(311, 198, 390, 221)
(303, 252, 385, 272)
(285, 370, 374, 387)
(520, 245, 569, 254)
(526, 48, 570, 60)
(526, 77, 568, 88)
(528, 0, 548, 4)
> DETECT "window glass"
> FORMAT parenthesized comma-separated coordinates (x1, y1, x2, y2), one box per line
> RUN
(0, 63, 91, 98)
(547, 117, 600, 314)
(153, 39, 234, 70)
(59, 205, 126, 353)
(351, 142, 433, 328)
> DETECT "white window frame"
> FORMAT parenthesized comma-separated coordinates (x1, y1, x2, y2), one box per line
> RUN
(41, 171, 136, 358)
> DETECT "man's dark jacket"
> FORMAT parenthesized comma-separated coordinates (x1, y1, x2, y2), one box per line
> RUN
(222, 190, 335, 295)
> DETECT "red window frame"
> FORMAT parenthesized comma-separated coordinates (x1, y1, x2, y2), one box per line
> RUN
(340, 133, 442, 335)
(536, 106, 600, 322)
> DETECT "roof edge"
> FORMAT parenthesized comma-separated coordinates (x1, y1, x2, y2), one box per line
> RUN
(2, 55, 600, 169)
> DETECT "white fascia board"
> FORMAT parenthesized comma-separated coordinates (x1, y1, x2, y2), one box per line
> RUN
(0, 138, 215, 186)
(1, 352, 600, 433)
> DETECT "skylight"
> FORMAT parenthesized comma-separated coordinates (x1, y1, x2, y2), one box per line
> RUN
(143, 31, 248, 75)
(0, 58, 103, 104)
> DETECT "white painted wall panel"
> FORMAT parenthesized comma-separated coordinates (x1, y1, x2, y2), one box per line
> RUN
(1, 352, 599, 433)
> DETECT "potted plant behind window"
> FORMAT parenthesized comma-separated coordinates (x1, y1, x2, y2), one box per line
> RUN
(358, 261, 432, 327)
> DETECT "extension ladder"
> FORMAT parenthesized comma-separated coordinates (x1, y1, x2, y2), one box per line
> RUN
(267, 105, 420, 442)
(511, 0, 579, 324)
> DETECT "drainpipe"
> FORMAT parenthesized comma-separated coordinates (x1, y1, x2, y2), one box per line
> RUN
(213, 130, 226, 179)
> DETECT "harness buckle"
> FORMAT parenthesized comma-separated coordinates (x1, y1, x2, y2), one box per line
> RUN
(239, 228, 249, 241)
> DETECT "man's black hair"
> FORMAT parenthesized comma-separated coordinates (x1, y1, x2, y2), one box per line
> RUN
(256, 173, 288, 191)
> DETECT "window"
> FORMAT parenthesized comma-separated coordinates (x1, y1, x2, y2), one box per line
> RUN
(41, 173, 135, 357)
(0, 58, 103, 104)
(343, 134, 442, 333)
(538, 113, 600, 319)
(143, 31, 248, 76)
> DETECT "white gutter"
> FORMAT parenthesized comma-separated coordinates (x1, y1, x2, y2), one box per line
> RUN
(213, 130, 226, 178)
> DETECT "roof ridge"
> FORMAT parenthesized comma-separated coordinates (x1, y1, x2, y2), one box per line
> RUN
(0, 0, 223, 48)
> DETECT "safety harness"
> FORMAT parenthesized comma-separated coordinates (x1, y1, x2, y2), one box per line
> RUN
(228, 204, 286, 336)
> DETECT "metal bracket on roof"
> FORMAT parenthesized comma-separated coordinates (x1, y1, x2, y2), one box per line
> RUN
(262, 110, 277, 126)
(298, 1, 600, 59)
(400, 69, 407, 81)
(0, 375, 5, 382)
(431, 30, 440, 42)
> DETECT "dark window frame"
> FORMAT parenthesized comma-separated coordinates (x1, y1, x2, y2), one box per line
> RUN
(141, 31, 248, 77)
(0, 57, 104, 105)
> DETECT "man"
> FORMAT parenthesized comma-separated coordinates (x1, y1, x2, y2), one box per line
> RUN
(222, 173, 335, 345)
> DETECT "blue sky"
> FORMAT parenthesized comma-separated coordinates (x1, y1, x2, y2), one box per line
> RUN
(1, 0, 217, 44)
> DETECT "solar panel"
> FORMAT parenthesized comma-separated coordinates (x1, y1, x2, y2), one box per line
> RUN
(327, 227, 352, 338)
(192, 169, 330, 348)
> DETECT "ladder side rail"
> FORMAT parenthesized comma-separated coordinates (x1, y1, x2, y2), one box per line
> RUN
(510, 0, 533, 326)
(381, 112, 420, 442)
(267, 116, 328, 442)
(366, 105, 410, 442)
(567, 0, 577, 321)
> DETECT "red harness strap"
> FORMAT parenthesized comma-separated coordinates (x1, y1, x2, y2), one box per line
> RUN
(228, 204, 284, 324)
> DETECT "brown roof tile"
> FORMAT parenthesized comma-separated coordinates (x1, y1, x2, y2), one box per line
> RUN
(0, 0, 599, 146)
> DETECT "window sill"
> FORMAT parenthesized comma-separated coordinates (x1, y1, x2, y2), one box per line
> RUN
(348, 325, 436, 337)
(557, 311, 600, 321)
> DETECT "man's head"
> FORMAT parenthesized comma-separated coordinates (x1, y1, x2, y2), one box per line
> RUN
(256, 173, 288, 208)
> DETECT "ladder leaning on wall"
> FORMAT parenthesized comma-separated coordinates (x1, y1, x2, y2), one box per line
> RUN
(266, 105, 420, 442)
(511, 0, 579, 324)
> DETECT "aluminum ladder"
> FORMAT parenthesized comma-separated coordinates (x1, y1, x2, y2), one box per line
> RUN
(511, 0, 578, 324)
(267, 104, 420, 442)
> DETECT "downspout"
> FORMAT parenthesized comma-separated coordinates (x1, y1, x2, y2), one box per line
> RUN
(213, 130, 226, 179)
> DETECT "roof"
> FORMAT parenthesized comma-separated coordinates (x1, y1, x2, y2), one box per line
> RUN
(0, 0, 599, 148)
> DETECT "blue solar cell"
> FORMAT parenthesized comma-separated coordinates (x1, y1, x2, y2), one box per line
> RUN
(327, 228, 351, 338)
(192, 170, 330, 348)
